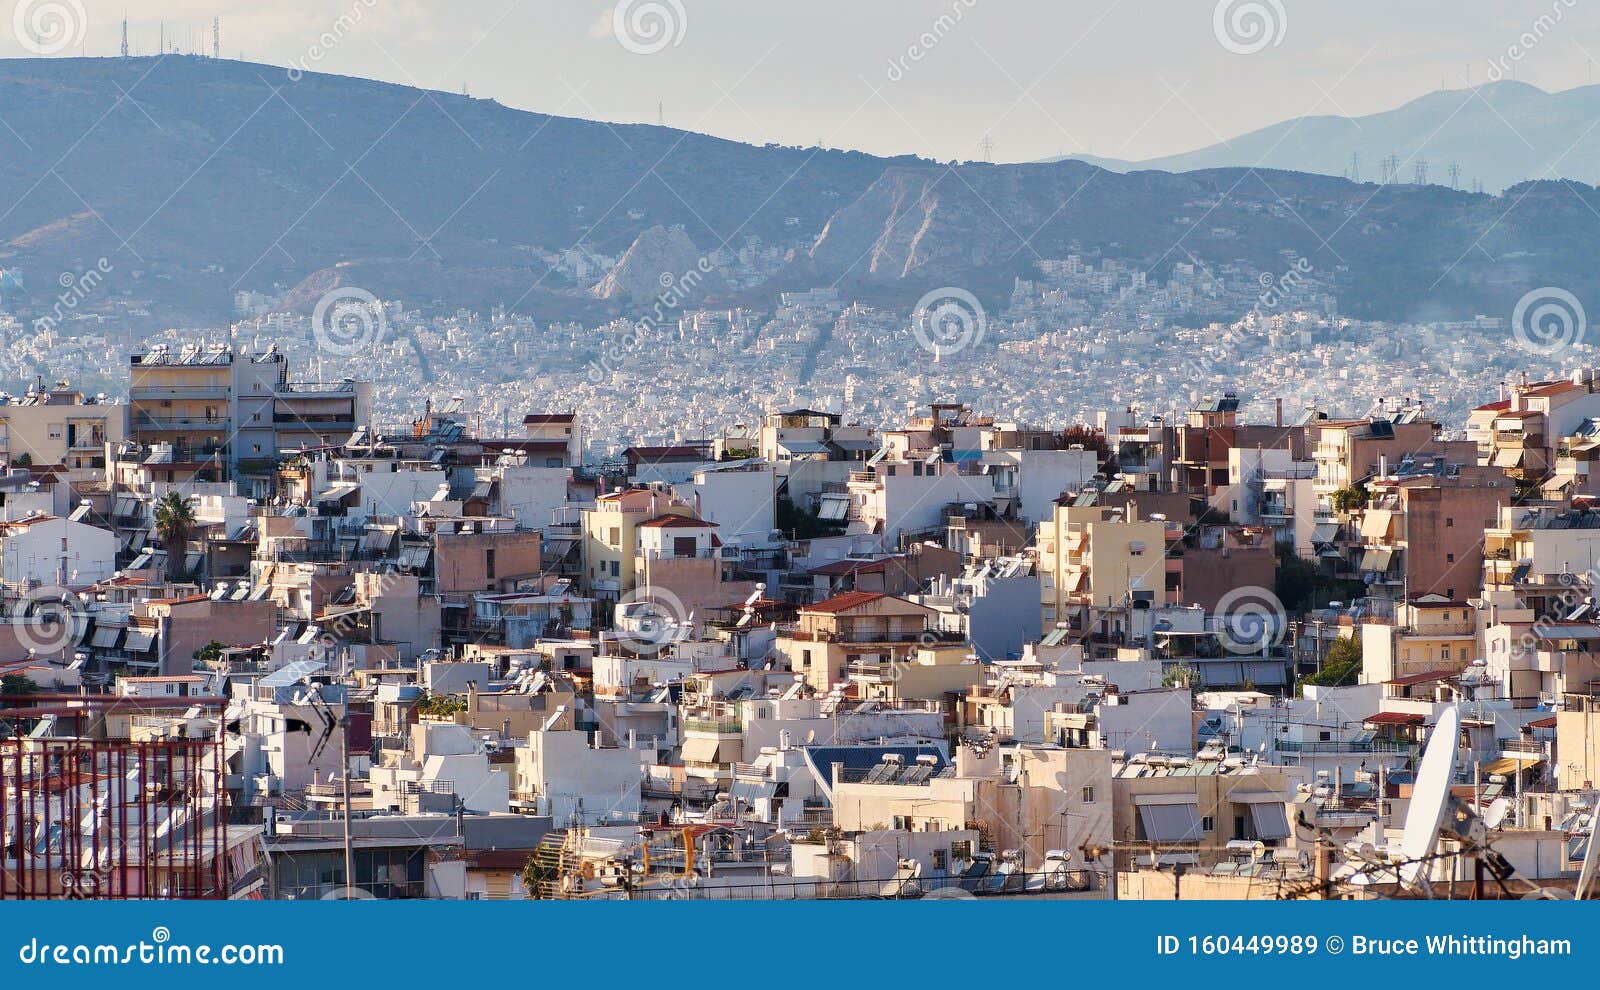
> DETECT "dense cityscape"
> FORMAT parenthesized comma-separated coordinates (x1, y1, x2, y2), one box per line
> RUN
(5, 0, 1600, 937)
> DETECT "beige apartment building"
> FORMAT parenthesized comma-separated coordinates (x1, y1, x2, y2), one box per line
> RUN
(1036, 502, 1168, 635)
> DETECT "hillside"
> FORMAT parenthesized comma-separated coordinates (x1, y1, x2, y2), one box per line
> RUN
(0, 58, 1596, 326)
(1059, 81, 1600, 194)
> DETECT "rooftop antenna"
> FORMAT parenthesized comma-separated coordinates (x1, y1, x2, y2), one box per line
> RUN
(1397, 706, 1459, 890)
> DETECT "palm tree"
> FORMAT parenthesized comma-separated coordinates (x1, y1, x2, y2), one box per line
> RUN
(152, 491, 195, 582)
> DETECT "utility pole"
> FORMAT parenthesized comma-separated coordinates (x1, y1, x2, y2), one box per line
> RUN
(341, 705, 354, 900)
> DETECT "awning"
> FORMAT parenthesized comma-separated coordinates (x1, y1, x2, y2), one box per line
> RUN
(89, 626, 122, 649)
(1359, 509, 1393, 540)
(818, 494, 849, 521)
(317, 481, 360, 504)
(1135, 799, 1202, 842)
(681, 737, 732, 765)
(123, 628, 156, 653)
(1483, 756, 1541, 776)
(1491, 448, 1526, 468)
(1312, 522, 1340, 544)
(1361, 549, 1394, 572)
(1248, 802, 1292, 840)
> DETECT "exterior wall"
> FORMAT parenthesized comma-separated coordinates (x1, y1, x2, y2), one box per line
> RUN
(0, 516, 117, 587)
(435, 530, 541, 595)
(491, 465, 569, 531)
(1398, 481, 1510, 600)
(147, 598, 278, 675)
(688, 467, 776, 542)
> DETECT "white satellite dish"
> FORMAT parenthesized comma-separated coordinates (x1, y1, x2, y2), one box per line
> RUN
(1398, 706, 1459, 888)
(1483, 797, 1510, 830)
(1576, 792, 1600, 899)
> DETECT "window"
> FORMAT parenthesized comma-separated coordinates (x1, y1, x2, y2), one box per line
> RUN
(951, 840, 972, 860)
(1442, 647, 1451, 661)
(607, 527, 620, 547)
(1081, 785, 1095, 803)
(1446, 517, 1454, 527)
(931, 849, 947, 870)
(1319, 730, 1331, 741)
(1201, 816, 1215, 832)
(892, 815, 908, 830)
(1446, 553, 1455, 563)
(485, 549, 496, 579)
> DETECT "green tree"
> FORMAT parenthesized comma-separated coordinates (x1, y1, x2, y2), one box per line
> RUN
(1, 674, 40, 695)
(1302, 635, 1363, 688)
(153, 491, 196, 582)
(195, 640, 226, 667)
(1331, 484, 1368, 513)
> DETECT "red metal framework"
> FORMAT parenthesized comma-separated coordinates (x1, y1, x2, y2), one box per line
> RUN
(1, 710, 230, 899)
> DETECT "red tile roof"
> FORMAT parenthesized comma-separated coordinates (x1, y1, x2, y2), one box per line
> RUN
(803, 591, 887, 614)
(1363, 711, 1426, 726)
(638, 514, 717, 529)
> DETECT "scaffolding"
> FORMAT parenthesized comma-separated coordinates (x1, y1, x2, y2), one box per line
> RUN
(1, 716, 230, 899)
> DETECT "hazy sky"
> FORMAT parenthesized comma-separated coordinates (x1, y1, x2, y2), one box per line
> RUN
(13, 0, 1600, 162)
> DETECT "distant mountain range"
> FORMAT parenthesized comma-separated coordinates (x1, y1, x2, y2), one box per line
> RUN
(1056, 81, 1600, 194)
(0, 58, 1597, 328)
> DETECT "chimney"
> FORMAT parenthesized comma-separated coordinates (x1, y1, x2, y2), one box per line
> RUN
(1274, 398, 1283, 428)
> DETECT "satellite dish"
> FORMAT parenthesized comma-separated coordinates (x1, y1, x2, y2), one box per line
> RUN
(1483, 797, 1510, 830)
(1398, 706, 1460, 888)
(804, 729, 816, 745)
(1576, 792, 1600, 899)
